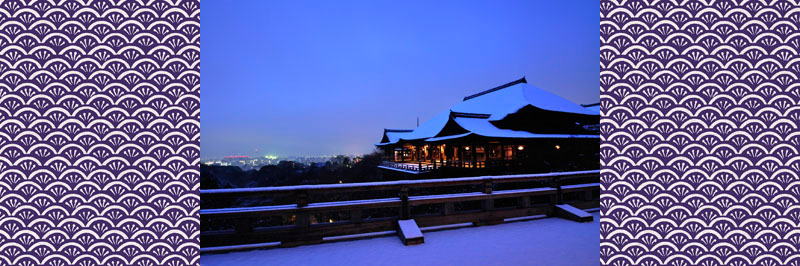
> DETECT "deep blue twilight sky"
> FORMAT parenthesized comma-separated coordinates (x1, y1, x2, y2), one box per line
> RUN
(201, 0, 598, 159)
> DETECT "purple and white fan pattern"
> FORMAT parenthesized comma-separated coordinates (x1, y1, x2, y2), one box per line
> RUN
(601, 0, 800, 265)
(0, 1, 199, 265)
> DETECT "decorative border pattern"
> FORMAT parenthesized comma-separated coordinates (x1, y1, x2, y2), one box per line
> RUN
(0, 1, 199, 265)
(601, 0, 800, 265)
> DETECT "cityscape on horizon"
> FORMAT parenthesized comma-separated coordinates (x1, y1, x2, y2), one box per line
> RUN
(201, 154, 365, 171)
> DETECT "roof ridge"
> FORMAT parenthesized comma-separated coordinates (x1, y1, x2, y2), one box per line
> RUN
(384, 128, 414, 133)
(462, 76, 527, 101)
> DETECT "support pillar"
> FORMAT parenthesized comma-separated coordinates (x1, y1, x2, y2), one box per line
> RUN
(417, 145, 422, 171)
(471, 144, 477, 168)
(439, 145, 444, 167)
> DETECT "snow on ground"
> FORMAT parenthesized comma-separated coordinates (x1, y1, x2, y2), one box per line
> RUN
(201, 213, 599, 266)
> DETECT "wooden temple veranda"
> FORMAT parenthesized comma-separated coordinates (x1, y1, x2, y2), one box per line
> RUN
(199, 79, 601, 251)
(375, 77, 600, 177)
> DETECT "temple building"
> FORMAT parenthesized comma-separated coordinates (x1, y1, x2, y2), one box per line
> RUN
(375, 77, 599, 177)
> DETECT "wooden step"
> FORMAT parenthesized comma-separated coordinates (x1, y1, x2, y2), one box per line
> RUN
(554, 204, 593, 222)
(397, 219, 424, 245)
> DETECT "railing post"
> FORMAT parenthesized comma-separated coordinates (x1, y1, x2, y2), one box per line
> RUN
(481, 178, 494, 210)
(399, 187, 410, 220)
(476, 178, 500, 225)
(295, 190, 310, 229)
(482, 179, 493, 194)
(296, 190, 309, 207)
(552, 177, 563, 205)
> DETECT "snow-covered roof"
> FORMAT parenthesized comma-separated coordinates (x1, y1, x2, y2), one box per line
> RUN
(449, 117, 598, 140)
(453, 79, 597, 119)
(377, 77, 598, 145)
(397, 110, 451, 141)
(377, 129, 414, 145)
(423, 116, 598, 142)
(425, 132, 472, 142)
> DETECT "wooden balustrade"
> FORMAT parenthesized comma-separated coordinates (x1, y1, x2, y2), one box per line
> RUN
(200, 170, 600, 250)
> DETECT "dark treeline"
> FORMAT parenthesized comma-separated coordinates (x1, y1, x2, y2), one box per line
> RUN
(200, 152, 385, 189)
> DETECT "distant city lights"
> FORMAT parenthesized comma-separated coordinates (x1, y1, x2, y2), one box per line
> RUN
(202, 154, 363, 171)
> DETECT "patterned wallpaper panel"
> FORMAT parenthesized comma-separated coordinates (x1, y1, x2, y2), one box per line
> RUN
(0, 1, 200, 265)
(601, 1, 800, 265)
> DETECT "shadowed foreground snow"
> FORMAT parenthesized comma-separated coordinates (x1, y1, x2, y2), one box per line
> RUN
(201, 213, 599, 266)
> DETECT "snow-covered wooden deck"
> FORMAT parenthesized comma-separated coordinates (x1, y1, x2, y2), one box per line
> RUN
(201, 212, 600, 265)
(200, 170, 600, 248)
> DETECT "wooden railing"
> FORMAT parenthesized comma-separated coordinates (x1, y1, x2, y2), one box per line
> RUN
(200, 170, 600, 250)
(379, 159, 533, 172)
(378, 161, 434, 172)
